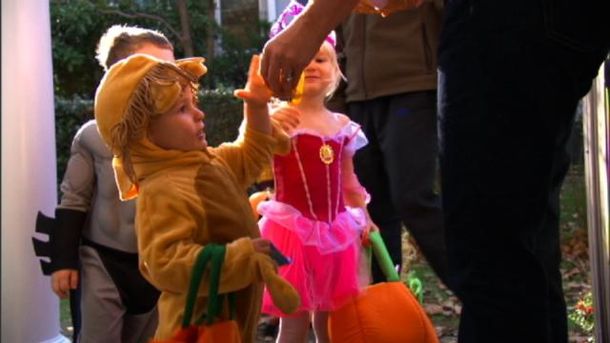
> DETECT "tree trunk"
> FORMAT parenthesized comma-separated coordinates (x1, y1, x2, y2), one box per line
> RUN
(206, 0, 216, 66)
(176, 0, 194, 56)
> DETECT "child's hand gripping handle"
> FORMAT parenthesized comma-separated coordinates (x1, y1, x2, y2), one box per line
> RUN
(368, 230, 400, 282)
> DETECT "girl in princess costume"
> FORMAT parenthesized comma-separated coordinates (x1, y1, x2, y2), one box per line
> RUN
(256, 2, 378, 341)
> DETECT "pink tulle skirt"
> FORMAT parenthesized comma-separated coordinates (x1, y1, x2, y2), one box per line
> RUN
(258, 200, 367, 316)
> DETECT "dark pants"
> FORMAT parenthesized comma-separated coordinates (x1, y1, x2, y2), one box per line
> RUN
(438, 0, 609, 342)
(348, 91, 449, 287)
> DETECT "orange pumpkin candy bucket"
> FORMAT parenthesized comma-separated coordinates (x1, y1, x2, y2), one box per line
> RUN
(328, 231, 439, 343)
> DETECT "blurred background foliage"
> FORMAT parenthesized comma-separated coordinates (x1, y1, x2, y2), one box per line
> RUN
(51, 0, 270, 97)
(52, 0, 269, 190)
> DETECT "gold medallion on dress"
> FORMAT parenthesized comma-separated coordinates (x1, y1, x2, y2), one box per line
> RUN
(319, 143, 334, 165)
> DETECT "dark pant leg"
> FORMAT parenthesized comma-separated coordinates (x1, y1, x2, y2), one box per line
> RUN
(349, 99, 404, 283)
(348, 92, 448, 287)
(438, 0, 609, 342)
(382, 92, 448, 287)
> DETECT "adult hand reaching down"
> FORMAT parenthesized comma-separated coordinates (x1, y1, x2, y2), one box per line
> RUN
(260, 0, 359, 100)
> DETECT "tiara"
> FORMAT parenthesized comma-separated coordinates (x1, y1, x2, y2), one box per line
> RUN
(269, 0, 337, 47)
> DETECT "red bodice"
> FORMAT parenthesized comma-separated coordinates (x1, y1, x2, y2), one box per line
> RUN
(273, 133, 347, 223)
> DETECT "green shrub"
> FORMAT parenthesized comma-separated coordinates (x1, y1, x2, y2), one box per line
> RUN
(54, 90, 243, 191)
(198, 88, 243, 146)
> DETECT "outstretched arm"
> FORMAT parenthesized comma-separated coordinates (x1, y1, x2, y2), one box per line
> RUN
(215, 55, 290, 188)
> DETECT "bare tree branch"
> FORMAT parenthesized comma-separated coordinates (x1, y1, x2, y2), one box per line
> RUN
(206, 0, 217, 63)
(176, 0, 194, 56)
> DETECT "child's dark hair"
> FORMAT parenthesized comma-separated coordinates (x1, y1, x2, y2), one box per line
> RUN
(96, 25, 173, 70)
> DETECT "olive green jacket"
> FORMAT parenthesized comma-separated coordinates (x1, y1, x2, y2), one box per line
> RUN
(338, 0, 443, 103)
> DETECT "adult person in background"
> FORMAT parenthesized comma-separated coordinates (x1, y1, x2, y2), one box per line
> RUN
(261, 0, 610, 342)
(49, 25, 174, 343)
(326, 0, 449, 287)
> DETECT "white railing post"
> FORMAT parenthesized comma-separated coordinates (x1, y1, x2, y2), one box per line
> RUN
(582, 61, 610, 343)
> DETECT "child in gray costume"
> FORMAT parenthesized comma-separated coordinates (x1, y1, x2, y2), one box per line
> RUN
(49, 25, 175, 343)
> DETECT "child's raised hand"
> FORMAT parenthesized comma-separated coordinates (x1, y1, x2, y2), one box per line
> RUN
(234, 55, 273, 109)
(270, 105, 301, 134)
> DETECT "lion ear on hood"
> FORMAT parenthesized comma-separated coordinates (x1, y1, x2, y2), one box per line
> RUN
(176, 57, 208, 80)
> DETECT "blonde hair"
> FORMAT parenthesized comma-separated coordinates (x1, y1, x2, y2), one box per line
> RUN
(96, 25, 173, 70)
(320, 41, 344, 98)
(110, 63, 198, 183)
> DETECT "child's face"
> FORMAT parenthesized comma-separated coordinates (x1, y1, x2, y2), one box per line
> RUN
(302, 44, 338, 97)
(148, 87, 207, 151)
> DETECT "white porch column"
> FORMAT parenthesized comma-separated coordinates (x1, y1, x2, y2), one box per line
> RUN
(1, 1, 68, 342)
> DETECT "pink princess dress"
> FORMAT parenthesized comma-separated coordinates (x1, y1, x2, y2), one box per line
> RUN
(259, 120, 369, 316)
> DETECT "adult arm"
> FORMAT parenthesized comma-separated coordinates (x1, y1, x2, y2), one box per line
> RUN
(261, 0, 359, 99)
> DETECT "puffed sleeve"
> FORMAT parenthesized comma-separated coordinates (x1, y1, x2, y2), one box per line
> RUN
(343, 121, 368, 156)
